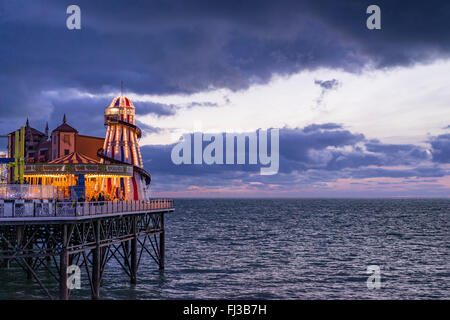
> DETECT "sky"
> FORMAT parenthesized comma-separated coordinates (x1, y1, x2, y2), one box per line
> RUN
(0, 0, 449, 197)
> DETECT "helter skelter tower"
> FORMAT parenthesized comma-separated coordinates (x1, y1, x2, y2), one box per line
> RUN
(99, 95, 151, 200)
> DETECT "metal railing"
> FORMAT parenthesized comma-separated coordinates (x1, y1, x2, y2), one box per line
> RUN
(0, 199, 174, 219)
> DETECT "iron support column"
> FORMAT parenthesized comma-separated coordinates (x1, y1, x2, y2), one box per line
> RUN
(159, 213, 165, 270)
(92, 220, 101, 299)
(130, 216, 137, 284)
(59, 225, 68, 300)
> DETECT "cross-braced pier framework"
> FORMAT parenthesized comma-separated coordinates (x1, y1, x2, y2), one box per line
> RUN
(0, 211, 166, 300)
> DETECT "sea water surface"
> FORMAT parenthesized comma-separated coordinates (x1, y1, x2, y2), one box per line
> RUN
(0, 199, 449, 299)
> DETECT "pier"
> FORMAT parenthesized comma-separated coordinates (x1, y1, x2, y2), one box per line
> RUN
(0, 198, 174, 300)
(0, 95, 174, 299)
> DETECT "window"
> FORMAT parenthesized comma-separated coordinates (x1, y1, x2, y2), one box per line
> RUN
(64, 149, 70, 155)
(64, 135, 70, 143)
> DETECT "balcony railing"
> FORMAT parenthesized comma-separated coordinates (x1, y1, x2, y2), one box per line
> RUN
(0, 199, 174, 219)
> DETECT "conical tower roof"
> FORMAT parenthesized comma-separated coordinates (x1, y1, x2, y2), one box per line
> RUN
(107, 96, 135, 109)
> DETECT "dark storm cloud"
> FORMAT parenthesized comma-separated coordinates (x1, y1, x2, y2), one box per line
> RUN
(46, 96, 107, 137)
(13, 93, 173, 138)
(1, 0, 450, 129)
(185, 102, 219, 108)
(140, 124, 443, 192)
(313, 79, 340, 108)
(314, 79, 340, 90)
(429, 133, 450, 163)
(279, 127, 430, 172)
(134, 102, 177, 117)
(134, 100, 219, 118)
(364, 142, 429, 163)
(279, 126, 365, 164)
(303, 123, 343, 133)
(135, 120, 162, 135)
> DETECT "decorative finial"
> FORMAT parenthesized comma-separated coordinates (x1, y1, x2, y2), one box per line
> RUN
(26, 118, 29, 127)
(63, 114, 67, 124)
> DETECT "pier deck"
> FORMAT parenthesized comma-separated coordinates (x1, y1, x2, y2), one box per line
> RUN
(0, 199, 174, 300)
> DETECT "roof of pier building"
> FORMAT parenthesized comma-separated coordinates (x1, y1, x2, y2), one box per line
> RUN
(49, 151, 98, 164)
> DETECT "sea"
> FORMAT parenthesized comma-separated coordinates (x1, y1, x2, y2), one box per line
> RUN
(0, 199, 449, 299)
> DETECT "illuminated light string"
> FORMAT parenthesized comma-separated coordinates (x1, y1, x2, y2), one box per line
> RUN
(85, 174, 130, 178)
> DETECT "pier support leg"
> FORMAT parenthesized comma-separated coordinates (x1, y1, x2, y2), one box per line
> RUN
(26, 257, 33, 280)
(24, 236, 34, 280)
(45, 242, 51, 264)
(130, 216, 137, 284)
(130, 239, 137, 283)
(0, 258, 9, 269)
(123, 240, 129, 269)
(92, 247, 100, 299)
(92, 221, 101, 300)
(59, 251, 68, 300)
(59, 225, 68, 300)
(1, 244, 10, 268)
(159, 213, 165, 270)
